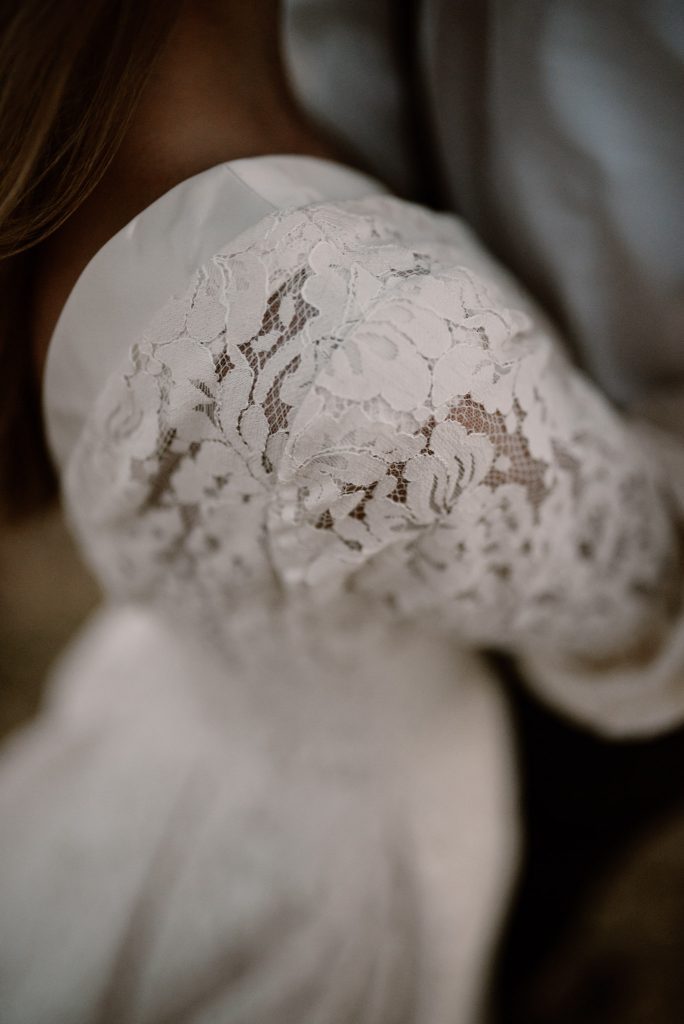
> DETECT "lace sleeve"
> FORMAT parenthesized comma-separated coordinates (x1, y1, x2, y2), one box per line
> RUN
(65, 196, 684, 735)
(272, 202, 684, 734)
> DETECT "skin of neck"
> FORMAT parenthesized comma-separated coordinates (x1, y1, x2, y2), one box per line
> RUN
(30, 0, 341, 374)
(111, 0, 339, 195)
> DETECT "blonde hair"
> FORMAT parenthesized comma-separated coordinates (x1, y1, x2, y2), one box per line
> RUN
(0, 0, 181, 518)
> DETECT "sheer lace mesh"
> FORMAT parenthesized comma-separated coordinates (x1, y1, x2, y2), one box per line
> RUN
(63, 197, 682, 695)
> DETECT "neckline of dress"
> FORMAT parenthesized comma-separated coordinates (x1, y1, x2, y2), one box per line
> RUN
(42, 154, 388, 474)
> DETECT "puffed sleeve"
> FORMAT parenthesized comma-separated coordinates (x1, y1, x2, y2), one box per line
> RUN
(62, 193, 684, 736)
(271, 200, 684, 736)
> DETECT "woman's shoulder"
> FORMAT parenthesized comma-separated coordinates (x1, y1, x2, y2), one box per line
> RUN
(185, 193, 537, 430)
(67, 187, 540, 498)
(59, 185, 565, 633)
(144, 190, 524, 383)
(117, 192, 532, 475)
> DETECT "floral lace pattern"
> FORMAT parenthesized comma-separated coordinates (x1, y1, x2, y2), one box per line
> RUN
(64, 197, 681, 690)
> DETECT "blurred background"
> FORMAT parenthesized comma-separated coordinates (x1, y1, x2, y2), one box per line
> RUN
(0, 508, 98, 740)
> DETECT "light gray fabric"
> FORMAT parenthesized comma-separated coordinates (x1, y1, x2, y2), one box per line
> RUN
(283, 0, 417, 196)
(0, 607, 517, 1024)
(285, 0, 684, 405)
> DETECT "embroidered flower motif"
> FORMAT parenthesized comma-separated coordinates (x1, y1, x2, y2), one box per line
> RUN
(63, 196, 678, 682)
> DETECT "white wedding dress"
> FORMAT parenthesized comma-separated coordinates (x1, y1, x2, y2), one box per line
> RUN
(1, 156, 683, 1024)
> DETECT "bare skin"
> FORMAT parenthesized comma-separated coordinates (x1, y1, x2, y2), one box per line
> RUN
(30, 1, 343, 376)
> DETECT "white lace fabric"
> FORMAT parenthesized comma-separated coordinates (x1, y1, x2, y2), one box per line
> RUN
(59, 191, 684, 734)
